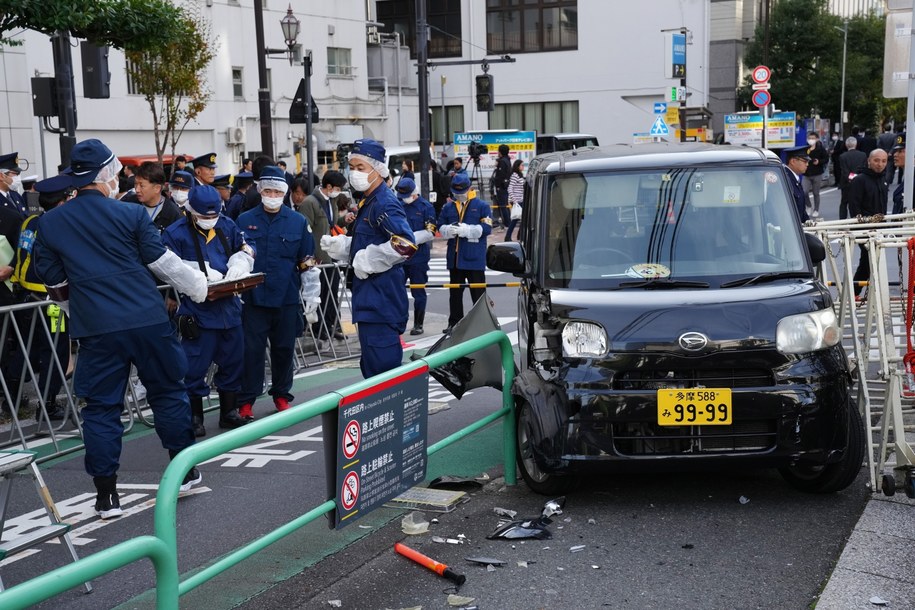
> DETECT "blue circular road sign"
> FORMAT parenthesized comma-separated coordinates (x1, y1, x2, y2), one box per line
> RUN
(752, 90, 771, 108)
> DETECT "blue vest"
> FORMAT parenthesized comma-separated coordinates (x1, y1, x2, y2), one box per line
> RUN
(437, 194, 493, 270)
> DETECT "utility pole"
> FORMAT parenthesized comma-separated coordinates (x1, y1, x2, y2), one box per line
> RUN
(416, 0, 432, 200)
(253, 0, 274, 159)
(679, 28, 687, 143)
(50, 31, 77, 166)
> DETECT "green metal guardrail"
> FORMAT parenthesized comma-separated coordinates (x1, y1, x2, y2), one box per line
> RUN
(0, 330, 516, 609)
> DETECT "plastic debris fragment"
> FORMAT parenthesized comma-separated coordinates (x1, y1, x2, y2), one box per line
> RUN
(431, 518, 440, 524)
(429, 475, 484, 491)
(517, 560, 529, 568)
(432, 536, 464, 544)
(738, 496, 750, 505)
(869, 596, 889, 606)
(682, 544, 694, 549)
(591, 565, 600, 569)
(570, 545, 586, 553)
(487, 518, 552, 540)
(328, 601, 342, 608)
(542, 497, 565, 518)
(486, 564, 496, 572)
(447, 594, 475, 606)
(493, 507, 517, 519)
(401, 511, 430, 535)
(587, 518, 597, 525)
(465, 556, 507, 566)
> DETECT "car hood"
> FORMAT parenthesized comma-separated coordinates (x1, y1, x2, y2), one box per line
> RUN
(549, 280, 829, 353)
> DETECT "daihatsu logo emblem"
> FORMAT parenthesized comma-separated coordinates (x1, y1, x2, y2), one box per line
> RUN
(679, 332, 708, 351)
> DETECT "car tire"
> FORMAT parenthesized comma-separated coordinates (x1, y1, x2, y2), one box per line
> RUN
(516, 399, 578, 495)
(778, 400, 866, 493)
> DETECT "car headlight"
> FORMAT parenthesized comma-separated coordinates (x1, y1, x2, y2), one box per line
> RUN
(776, 308, 841, 354)
(561, 321, 608, 357)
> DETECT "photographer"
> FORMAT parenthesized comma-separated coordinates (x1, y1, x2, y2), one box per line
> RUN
(492, 144, 512, 229)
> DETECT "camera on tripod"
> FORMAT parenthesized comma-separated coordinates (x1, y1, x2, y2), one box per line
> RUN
(467, 142, 488, 162)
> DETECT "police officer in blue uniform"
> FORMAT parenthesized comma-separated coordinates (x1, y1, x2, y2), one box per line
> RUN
(783, 146, 810, 224)
(168, 170, 195, 211)
(0, 152, 27, 217)
(32, 139, 210, 519)
(321, 139, 420, 378)
(891, 132, 906, 215)
(395, 177, 437, 336)
(162, 186, 254, 436)
(191, 152, 217, 186)
(226, 171, 254, 220)
(236, 166, 318, 419)
(437, 172, 493, 332)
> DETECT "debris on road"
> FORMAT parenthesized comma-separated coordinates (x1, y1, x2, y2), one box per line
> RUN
(394, 542, 467, 587)
(401, 511, 430, 535)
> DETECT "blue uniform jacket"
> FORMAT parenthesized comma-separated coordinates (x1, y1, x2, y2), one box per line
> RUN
(350, 183, 414, 325)
(32, 189, 169, 338)
(162, 216, 249, 329)
(437, 194, 492, 270)
(403, 195, 436, 267)
(783, 166, 809, 223)
(237, 204, 314, 307)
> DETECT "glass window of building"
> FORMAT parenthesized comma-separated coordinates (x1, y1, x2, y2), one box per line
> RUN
(486, 0, 578, 53)
(375, 0, 462, 58)
(328, 47, 354, 76)
(232, 67, 244, 100)
(431, 105, 465, 145)
(490, 101, 579, 133)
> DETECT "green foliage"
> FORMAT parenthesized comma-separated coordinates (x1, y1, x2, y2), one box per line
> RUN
(741, 0, 888, 134)
(0, 0, 183, 50)
(124, 1, 216, 161)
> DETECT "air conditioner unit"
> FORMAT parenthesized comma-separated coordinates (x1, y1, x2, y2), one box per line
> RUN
(226, 126, 246, 146)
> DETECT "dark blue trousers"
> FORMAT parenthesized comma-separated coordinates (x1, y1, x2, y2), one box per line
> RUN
(404, 262, 429, 313)
(358, 322, 403, 378)
(182, 325, 244, 396)
(74, 322, 194, 478)
(240, 304, 299, 404)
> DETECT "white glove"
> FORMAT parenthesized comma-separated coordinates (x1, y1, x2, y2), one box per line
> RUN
(439, 224, 458, 239)
(413, 229, 434, 245)
(225, 250, 255, 281)
(455, 223, 471, 238)
(300, 267, 321, 302)
(320, 235, 352, 261)
(352, 241, 407, 280)
(150, 249, 208, 303)
(304, 302, 319, 324)
(204, 262, 224, 282)
(463, 224, 483, 241)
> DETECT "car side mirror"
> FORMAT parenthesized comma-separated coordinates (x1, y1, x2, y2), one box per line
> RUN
(805, 232, 826, 264)
(487, 242, 525, 275)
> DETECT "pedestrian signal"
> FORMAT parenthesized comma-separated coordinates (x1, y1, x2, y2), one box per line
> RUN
(475, 74, 494, 113)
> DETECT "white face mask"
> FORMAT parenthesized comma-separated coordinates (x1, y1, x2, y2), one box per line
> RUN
(262, 196, 284, 211)
(9, 174, 23, 194)
(807, 139, 817, 145)
(102, 177, 119, 199)
(195, 216, 218, 230)
(172, 190, 189, 204)
(452, 193, 468, 203)
(349, 170, 373, 192)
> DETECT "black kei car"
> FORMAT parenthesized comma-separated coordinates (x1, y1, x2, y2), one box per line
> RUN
(486, 143, 864, 495)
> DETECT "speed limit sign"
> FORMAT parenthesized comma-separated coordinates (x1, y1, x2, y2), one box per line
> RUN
(752, 65, 771, 84)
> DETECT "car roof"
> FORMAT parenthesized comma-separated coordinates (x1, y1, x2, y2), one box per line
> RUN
(534, 142, 779, 173)
(538, 133, 597, 139)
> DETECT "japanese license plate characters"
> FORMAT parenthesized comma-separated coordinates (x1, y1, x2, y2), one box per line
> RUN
(657, 388, 732, 426)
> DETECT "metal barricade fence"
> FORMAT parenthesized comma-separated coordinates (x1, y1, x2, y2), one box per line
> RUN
(0, 262, 361, 459)
(805, 212, 915, 492)
(0, 330, 517, 609)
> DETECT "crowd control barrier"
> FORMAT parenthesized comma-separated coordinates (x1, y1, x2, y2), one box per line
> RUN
(0, 330, 517, 609)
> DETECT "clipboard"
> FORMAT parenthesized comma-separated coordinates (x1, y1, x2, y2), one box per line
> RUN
(205, 272, 265, 301)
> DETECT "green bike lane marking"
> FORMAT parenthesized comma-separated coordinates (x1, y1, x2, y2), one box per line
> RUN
(115, 423, 504, 609)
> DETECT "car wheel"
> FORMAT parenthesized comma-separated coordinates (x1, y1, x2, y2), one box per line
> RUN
(516, 399, 577, 495)
(779, 400, 866, 493)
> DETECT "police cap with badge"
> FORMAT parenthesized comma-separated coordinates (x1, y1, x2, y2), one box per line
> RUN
(450, 172, 471, 194)
(784, 145, 811, 163)
(0, 152, 22, 174)
(892, 132, 907, 152)
(170, 171, 195, 190)
(212, 174, 232, 190)
(191, 153, 217, 169)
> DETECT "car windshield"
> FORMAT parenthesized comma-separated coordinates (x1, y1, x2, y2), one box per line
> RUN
(543, 166, 810, 289)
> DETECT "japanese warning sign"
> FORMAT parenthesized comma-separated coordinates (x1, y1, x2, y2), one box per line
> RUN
(334, 365, 429, 528)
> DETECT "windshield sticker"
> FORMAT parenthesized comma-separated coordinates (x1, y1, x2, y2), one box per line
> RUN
(626, 264, 671, 279)
(765, 172, 779, 183)
(661, 173, 672, 182)
(723, 186, 741, 203)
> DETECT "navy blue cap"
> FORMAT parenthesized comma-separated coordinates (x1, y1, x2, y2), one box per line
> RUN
(212, 174, 231, 188)
(34, 175, 73, 194)
(351, 139, 385, 164)
(892, 132, 906, 152)
(784, 145, 811, 162)
(235, 171, 253, 182)
(68, 139, 116, 187)
(258, 165, 286, 181)
(188, 186, 222, 215)
(191, 152, 217, 169)
(169, 170, 194, 189)
(395, 177, 416, 199)
(0, 152, 21, 173)
(450, 172, 471, 194)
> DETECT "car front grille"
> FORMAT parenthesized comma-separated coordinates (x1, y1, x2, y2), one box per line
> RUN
(615, 368, 774, 391)
(608, 420, 777, 456)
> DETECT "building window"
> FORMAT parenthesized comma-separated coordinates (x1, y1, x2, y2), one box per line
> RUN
(232, 67, 243, 100)
(431, 105, 465, 145)
(486, 0, 578, 54)
(376, 0, 462, 59)
(490, 101, 579, 134)
(125, 59, 141, 95)
(327, 47, 354, 77)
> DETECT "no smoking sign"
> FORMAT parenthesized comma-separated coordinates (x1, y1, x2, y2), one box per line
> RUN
(342, 420, 360, 460)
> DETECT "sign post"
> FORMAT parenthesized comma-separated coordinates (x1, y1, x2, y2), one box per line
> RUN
(751, 65, 772, 148)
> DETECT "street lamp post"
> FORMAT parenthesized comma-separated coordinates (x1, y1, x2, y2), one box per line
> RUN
(835, 19, 848, 138)
(253, 0, 274, 159)
(280, 6, 314, 189)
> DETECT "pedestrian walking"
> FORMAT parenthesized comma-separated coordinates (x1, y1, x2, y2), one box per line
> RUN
(803, 135, 828, 217)
(32, 138, 209, 519)
(505, 159, 525, 241)
(491, 144, 512, 229)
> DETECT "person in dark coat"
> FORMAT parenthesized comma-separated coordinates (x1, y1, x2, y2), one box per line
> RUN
(122, 161, 184, 233)
(782, 146, 810, 224)
(846, 149, 889, 297)
(838, 137, 867, 219)
(803, 135, 829, 217)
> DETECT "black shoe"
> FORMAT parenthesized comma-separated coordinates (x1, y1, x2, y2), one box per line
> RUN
(192, 417, 206, 437)
(95, 492, 123, 519)
(410, 326, 424, 336)
(180, 467, 203, 492)
(219, 411, 247, 429)
(333, 331, 346, 341)
(45, 402, 67, 420)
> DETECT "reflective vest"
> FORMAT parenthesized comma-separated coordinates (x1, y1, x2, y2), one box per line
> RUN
(13, 214, 45, 293)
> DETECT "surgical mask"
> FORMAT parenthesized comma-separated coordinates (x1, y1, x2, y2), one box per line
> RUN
(102, 177, 119, 199)
(807, 138, 817, 145)
(349, 170, 373, 192)
(195, 216, 218, 230)
(328, 189, 342, 199)
(172, 190, 189, 205)
(262, 196, 284, 211)
(9, 174, 22, 194)
(452, 193, 468, 202)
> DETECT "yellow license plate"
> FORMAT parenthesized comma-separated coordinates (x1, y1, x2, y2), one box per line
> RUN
(657, 388, 732, 426)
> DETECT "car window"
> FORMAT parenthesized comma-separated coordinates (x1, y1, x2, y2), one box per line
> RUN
(543, 167, 809, 289)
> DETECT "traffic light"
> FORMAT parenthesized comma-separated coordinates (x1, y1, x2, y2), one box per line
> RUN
(475, 74, 494, 112)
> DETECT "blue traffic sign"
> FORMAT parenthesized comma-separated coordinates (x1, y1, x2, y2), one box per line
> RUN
(654, 102, 667, 114)
(650, 117, 670, 136)
(751, 90, 771, 108)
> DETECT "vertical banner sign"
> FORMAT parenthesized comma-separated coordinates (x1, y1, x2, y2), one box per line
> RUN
(335, 365, 429, 528)
(671, 32, 686, 78)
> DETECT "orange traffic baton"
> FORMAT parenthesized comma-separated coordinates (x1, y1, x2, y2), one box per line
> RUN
(394, 542, 466, 586)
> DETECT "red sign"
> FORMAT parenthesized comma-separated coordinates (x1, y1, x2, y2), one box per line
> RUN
(341, 471, 359, 511)
(752, 90, 771, 108)
(751, 65, 771, 84)
(342, 420, 361, 460)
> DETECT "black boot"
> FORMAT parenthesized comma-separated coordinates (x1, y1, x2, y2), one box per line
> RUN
(93, 474, 123, 519)
(190, 396, 206, 437)
(410, 310, 425, 336)
(218, 390, 247, 429)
